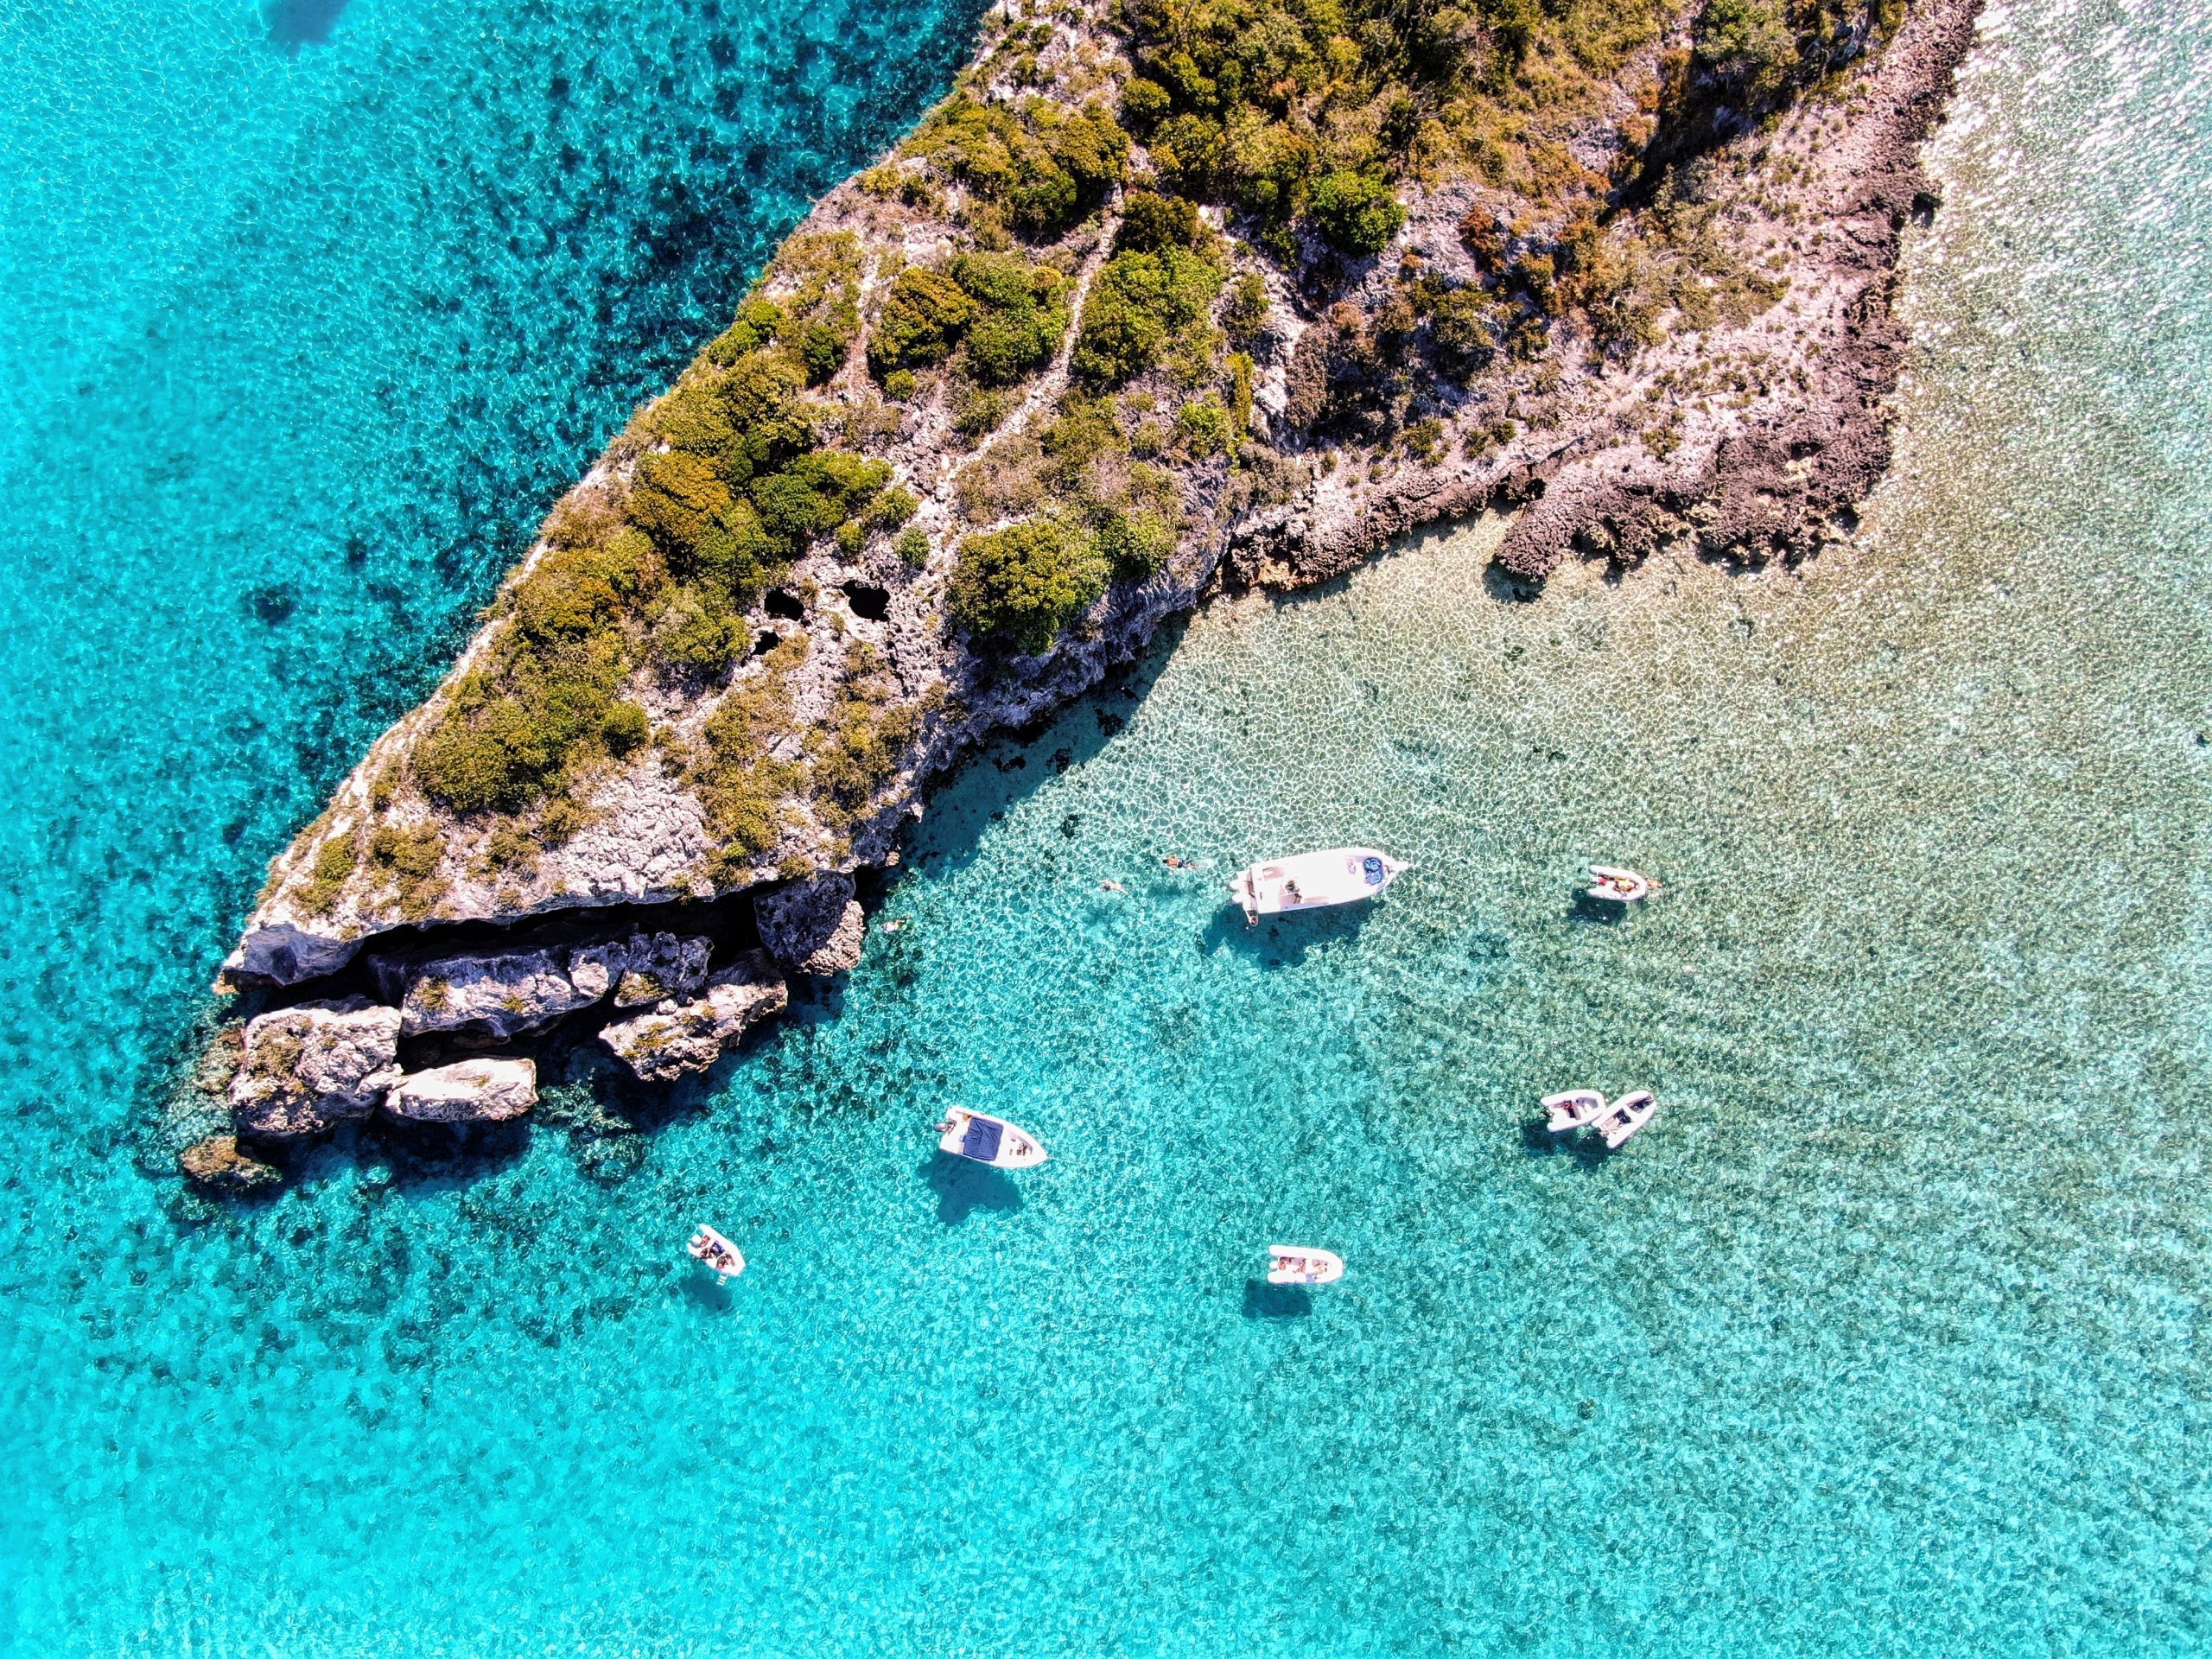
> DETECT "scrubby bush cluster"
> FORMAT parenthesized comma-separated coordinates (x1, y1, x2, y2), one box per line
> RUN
(411, 234, 900, 836)
(948, 517, 1117, 656)
(905, 95, 1128, 242)
(868, 251, 1072, 387)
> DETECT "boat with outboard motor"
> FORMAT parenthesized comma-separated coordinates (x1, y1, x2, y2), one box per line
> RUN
(1586, 864, 1656, 903)
(687, 1224, 745, 1278)
(1267, 1245, 1344, 1286)
(1230, 847, 1409, 924)
(1542, 1089, 1608, 1133)
(936, 1108, 1049, 1169)
(1591, 1090, 1660, 1149)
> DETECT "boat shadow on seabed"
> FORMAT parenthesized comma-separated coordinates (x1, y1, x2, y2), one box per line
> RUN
(1198, 899, 1377, 969)
(918, 1153, 1025, 1225)
(1241, 1278, 1314, 1319)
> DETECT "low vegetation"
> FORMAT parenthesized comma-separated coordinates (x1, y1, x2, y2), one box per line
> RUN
(282, 0, 1911, 924)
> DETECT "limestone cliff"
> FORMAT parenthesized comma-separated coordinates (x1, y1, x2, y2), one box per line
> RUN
(204, 0, 1980, 1152)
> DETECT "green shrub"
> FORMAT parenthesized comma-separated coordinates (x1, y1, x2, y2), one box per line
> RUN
(948, 518, 1109, 654)
(601, 701, 650, 755)
(1177, 397, 1234, 458)
(297, 835, 358, 917)
(883, 368, 918, 401)
(953, 252, 1071, 386)
(416, 693, 553, 815)
(1694, 0, 1797, 100)
(658, 595, 741, 677)
(868, 267, 977, 376)
(1220, 273, 1268, 344)
(1119, 76, 1172, 132)
(954, 386, 1013, 440)
(1306, 172, 1405, 257)
(1428, 284, 1500, 372)
(1115, 191, 1202, 253)
(1072, 248, 1225, 387)
(369, 822, 447, 920)
(894, 527, 931, 567)
(630, 450, 733, 556)
(905, 97, 1127, 241)
(868, 486, 920, 534)
(1096, 509, 1174, 578)
(704, 299, 785, 365)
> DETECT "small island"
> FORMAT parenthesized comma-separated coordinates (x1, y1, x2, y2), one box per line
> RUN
(181, 0, 1980, 1188)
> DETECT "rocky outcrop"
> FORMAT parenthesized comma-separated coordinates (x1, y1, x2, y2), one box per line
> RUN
(178, 1134, 284, 1195)
(227, 998, 404, 1138)
(384, 1058, 537, 1124)
(599, 953, 789, 1084)
(372, 947, 603, 1040)
(188, 0, 1980, 1191)
(582, 932, 715, 1008)
(754, 875, 866, 977)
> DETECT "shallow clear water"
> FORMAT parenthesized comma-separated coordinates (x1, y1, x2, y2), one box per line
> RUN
(3, 0, 2210, 1652)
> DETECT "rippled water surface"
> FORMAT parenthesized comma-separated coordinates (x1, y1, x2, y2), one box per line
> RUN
(3, 0, 2209, 1653)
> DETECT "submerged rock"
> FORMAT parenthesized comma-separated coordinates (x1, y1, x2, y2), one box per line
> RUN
(755, 875, 865, 976)
(227, 997, 404, 1137)
(384, 1058, 537, 1124)
(371, 947, 603, 1040)
(599, 952, 788, 1084)
(178, 1134, 284, 1196)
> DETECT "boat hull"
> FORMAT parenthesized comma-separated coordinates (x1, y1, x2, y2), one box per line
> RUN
(1231, 848, 1408, 921)
(1586, 864, 1654, 903)
(1592, 1090, 1659, 1149)
(1542, 1089, 1606, 1132)
(1267, 1245, 1344, 1286)
(687, 1224, 746, 1278)
(936, 1109, 1049, 1169)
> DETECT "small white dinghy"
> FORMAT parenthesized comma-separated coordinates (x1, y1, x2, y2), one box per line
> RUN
(1590, 1090, 1659, 1150)
(687, 1224, 746, 1279)
(1586, 864, 1656, 903)
(936, 1108, 1049, 1169)
(1542, 1089, 1608, 1133)
(1267, 1245, 1344, 1286)
(1230, 848, 1409, 923)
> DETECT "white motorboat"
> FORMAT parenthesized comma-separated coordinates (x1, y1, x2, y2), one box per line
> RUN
(936, 1108, 1049, 1169)
(1591, 1090, 1659, 1149)
(1542, 1089, 1607, 1133)
(1230, 847, 1409, 923)
(1586, 864, 1656, 903)
(687, 1224, 746, 1279)
(1267, 1245, 1344, 1286)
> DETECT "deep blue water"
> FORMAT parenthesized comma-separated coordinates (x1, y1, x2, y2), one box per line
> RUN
(3, 0, 2210, 1653)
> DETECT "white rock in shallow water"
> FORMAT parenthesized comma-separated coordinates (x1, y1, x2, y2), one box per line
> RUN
(385, 1058, 537, 1124)
(599, 952, 788, 1084)
(371, 947, 601, 1039)
(754, 875, 865, 976)
(228, 997, 404, 1138)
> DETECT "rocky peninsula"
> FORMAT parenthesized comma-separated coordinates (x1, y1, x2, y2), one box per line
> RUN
(178, 0, 1981, 1188)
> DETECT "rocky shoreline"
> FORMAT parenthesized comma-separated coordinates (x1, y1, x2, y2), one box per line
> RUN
(175, 0, 1981, 1192)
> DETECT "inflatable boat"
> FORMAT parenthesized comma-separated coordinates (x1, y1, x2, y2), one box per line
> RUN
(1542, 1089, 1608, 1133)
(687, 1224, 746, 1279)
(1586, 864, 1656, 903)
(1267, 1245, 1344, 1286)
(1592, 1090, 1660, 1150)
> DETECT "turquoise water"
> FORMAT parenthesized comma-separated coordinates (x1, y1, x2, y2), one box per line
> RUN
(3, 0, 2210, 1652)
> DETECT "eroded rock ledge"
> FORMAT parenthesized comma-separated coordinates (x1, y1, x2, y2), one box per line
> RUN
(181, 0, 1981, 1189)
